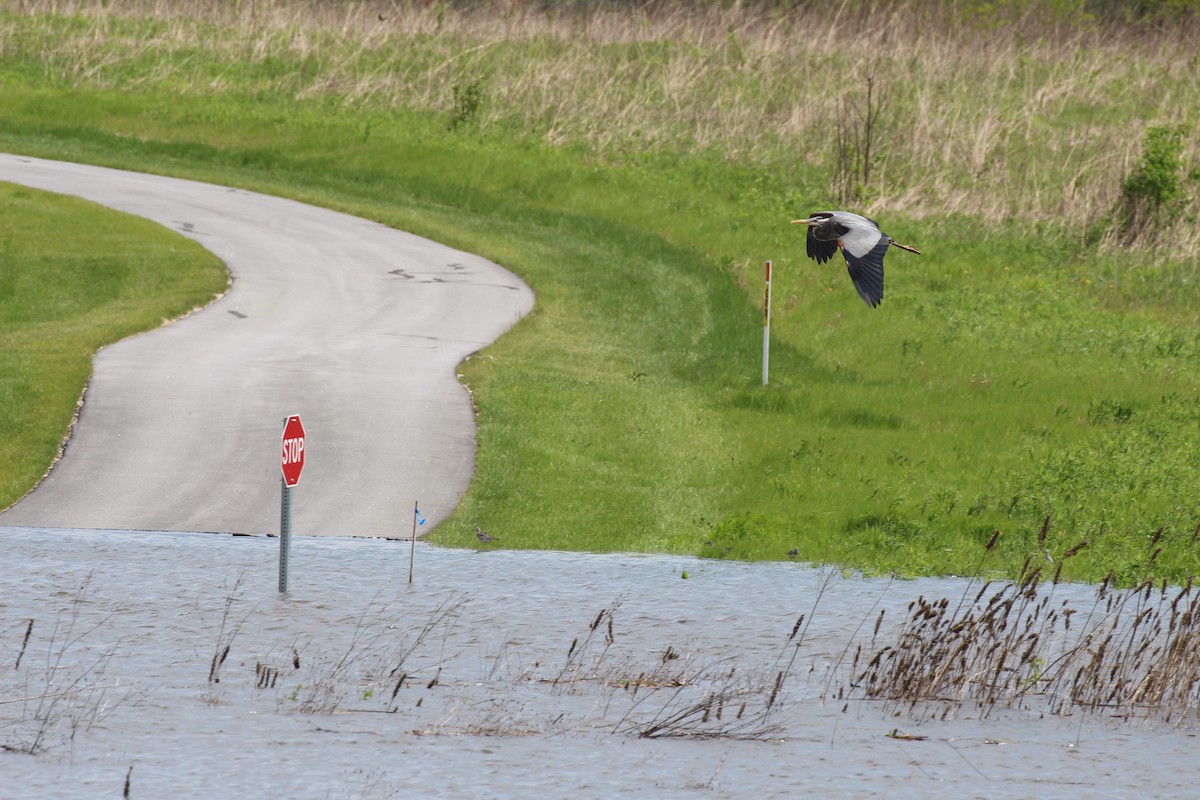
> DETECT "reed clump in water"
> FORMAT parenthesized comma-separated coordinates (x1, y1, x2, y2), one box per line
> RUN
(848, 519, 1200, 723)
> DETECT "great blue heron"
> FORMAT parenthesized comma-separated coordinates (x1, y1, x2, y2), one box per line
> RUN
(792, 211, 921, 308)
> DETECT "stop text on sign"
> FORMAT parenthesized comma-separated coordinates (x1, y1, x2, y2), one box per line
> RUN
(282, 437, 304, 464)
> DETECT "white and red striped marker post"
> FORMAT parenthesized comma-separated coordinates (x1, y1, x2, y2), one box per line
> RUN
(762, 260, 773, 385)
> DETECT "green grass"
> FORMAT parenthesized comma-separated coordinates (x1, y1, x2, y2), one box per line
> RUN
(0, 182, 226, 508)
(2, 1, 1200, 583)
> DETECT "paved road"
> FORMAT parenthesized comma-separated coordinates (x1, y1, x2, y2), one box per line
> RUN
(0, 154, 533, 536)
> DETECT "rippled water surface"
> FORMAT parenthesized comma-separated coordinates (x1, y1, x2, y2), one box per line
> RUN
(3, 527, 1197, 798)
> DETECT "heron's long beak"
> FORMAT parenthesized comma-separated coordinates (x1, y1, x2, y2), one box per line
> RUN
(791, 218, 813, 225)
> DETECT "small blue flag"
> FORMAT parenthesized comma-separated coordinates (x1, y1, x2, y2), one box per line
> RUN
(415, 507, 426, 526)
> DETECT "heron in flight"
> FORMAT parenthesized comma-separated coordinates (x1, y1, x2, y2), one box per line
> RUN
(792, 211, 921, 308)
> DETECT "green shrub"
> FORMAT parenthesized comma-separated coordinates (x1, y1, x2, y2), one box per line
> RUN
(1118, 124, 1189, 242)
(450, 79, 485, 130)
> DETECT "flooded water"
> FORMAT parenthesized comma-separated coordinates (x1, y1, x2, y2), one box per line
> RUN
(3, 526, 1196, 798)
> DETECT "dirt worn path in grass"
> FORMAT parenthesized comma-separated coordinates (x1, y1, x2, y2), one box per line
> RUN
(0, 154, 533, 536)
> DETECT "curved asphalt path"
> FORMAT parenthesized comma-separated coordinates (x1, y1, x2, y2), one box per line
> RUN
(0, 154, 533, 536)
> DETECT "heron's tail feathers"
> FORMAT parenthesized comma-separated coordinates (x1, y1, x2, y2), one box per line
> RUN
(889, 239, 921, 255)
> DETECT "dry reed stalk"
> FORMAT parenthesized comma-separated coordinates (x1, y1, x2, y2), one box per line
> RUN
(206, 572, 253, 685)
(549, 598, 622, 690)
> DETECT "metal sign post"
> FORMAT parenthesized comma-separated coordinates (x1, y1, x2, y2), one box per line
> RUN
(762, 260, 773, 386)
(279, 476, 292, 593)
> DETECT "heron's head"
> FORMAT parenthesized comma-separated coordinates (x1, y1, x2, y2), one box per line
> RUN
(791, 212, 833, 227)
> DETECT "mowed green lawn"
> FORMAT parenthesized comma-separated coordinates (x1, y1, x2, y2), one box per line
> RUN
(2, 2, 1200, 584)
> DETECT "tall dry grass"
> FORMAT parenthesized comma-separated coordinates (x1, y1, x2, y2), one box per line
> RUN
(850, 523, 1200, 723)
(4, 0, 1198, 254)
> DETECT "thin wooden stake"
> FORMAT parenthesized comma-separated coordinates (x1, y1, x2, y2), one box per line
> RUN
(762, 260, 772, 386)
(408, 501, 419, 584)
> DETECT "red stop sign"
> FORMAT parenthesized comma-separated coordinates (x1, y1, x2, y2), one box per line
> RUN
(281, 415, 306, 487)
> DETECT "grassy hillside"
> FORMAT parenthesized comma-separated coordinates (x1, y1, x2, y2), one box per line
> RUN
(1, 0, 1199, 582)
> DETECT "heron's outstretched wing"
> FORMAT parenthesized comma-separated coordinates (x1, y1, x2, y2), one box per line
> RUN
(842, 238, 888, 308)
(838, 220, 886, 259)
(806, 225, 842, 264)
